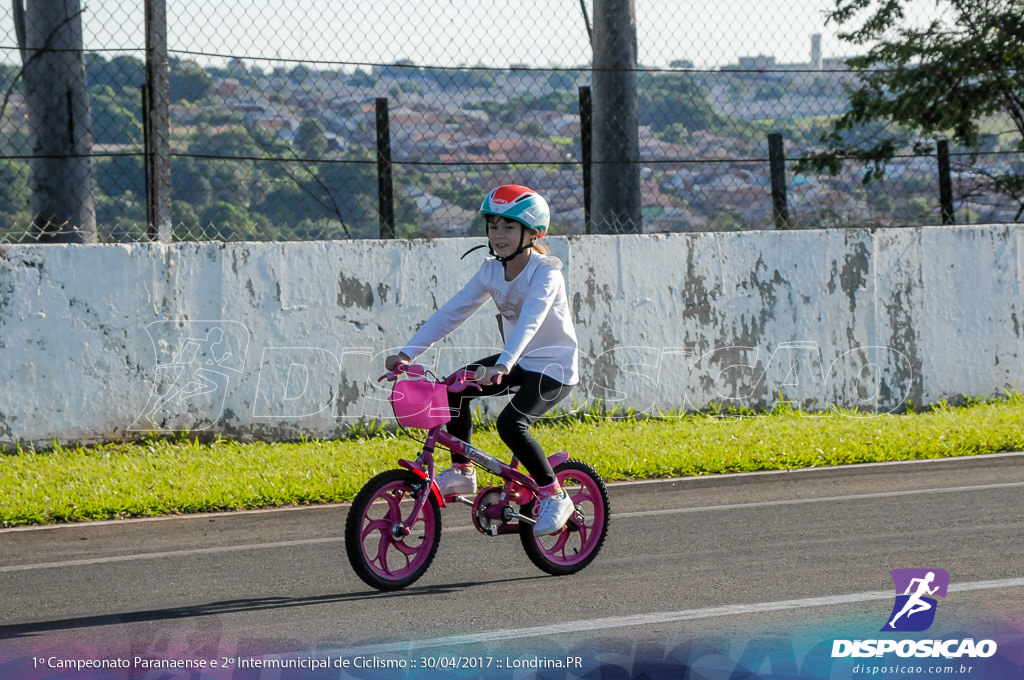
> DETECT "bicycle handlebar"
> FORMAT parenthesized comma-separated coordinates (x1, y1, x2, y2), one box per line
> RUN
(378, 362, 425, 382)
(472, 365, 502, 385)
(378, 363, 489, 391)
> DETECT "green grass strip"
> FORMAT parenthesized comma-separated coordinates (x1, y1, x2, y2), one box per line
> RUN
(2, 393, 1022, 527)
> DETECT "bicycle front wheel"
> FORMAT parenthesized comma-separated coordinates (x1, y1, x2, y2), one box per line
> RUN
(345, 469, 442, 591)
(520, 459, 610, 576)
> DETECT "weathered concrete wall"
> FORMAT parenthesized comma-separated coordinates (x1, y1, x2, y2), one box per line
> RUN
(0, 226, 1021, 448)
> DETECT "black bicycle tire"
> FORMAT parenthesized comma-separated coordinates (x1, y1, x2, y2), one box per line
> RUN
(519, 459, 610, 576)
(345, 468, 442, 591)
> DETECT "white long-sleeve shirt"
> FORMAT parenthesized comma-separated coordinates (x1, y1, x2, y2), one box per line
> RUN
(401, 251, 579, 385)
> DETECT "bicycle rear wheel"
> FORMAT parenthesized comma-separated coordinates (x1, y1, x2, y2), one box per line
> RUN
(519, 459, 610, 576)
(345, 469, 442, 591)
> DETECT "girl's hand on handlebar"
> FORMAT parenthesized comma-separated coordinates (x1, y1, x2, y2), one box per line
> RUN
(385, 353, 410, 372)
(473, 365, 508, 386)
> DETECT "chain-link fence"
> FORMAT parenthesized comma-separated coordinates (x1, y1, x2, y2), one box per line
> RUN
(1, 1, 1021, 243)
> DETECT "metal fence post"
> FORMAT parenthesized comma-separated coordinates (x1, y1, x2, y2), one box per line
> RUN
(579, 85, 592, 234)
(937, 139, 955, 225)
(376, 97, 395, 239)
(768, 132, 790, 229)
(144, 0, 172, 242)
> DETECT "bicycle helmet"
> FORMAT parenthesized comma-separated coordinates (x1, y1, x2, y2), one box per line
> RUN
(480, 185, 550, 238)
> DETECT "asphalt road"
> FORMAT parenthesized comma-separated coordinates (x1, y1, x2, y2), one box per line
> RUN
(2, 453, 1023, 676)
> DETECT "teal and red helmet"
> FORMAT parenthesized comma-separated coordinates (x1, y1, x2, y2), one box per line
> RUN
(479, 184, 551, 238)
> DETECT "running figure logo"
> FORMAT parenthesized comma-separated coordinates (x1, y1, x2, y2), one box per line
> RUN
(131, 321, 250, 432)
(882, 568, 950, 632)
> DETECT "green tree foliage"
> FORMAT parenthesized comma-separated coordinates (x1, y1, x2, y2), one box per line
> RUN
(192, 108, 246, 128)
(171, 157, 215, 211)
(81, 56, 145, 147)
(350, 69, 375, 87)
(638, 72, 723, 134)
(82, 57, 145, 143)
(90, 85, 142, 144)
(657, 123, 694, 145)
(259, 182, 312, 226)
(0, 62, 19, 95)
(170, 59, 214, 103)
(469, 89, 580, 124)
(316, 150, 379, 237)
(191, 126, 262, 159)
(798, 0, 1024, 215)
(251, 150, 381, 238)
(184, 128, 262, 210)
(445, 69, 496, 89)
(0, 160, 30, 231)
(295, 118, 329, 159)
(289, 65, 312, 84)
(205, 160, 255, 206)
(95, 155, 145, 197)
(86, 54, 145, 93)
(754, 81, 786, 102)
(200, 201, 272, 241)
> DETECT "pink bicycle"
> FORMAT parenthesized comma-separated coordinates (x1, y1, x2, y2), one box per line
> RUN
(345, 363, 610, 591)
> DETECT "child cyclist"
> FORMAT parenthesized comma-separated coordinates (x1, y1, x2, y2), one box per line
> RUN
(384, 184, 579, 536)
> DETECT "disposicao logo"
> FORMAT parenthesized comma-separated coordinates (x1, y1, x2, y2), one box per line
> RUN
(831, 568, 998, 660)
(882, 568, 949, 632)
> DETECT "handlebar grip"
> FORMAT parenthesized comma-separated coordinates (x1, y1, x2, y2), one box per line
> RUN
(473, 366, 502, 385)
(380, 362, 426, 381)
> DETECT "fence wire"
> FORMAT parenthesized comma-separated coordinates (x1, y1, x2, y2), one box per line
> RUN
(0, 1, 1021, 243)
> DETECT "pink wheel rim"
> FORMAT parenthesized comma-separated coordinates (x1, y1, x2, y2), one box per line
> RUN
(533, 469, 606, 566)
(357, 480, 437, 580)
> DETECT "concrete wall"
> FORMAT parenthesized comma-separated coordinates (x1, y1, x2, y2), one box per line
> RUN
(0, 225, 1021, 449)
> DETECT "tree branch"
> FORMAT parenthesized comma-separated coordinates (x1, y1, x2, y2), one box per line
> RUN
(241, 121, 352, 238)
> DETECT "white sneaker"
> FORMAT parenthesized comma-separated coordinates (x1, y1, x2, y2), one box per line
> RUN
(533, 488, 575, 536)
(435, 465, 476, 496)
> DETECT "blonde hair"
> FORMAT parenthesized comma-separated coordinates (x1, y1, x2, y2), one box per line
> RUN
(522, 227, 549, 255)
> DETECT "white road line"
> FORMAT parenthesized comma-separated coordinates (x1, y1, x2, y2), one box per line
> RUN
(5, 452, 1021, 538)
(0, 537, 341, 573)
(341, 577, 1024, 656)
(7, 452, 1021, 535)
(2, 480, 1022, 574)
(615, 481, 1024, 520)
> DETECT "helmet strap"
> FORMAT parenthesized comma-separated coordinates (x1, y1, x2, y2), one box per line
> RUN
(460, 243, 489, 260)
(464, 222, 535, 267)
(493, 226, 534, 267)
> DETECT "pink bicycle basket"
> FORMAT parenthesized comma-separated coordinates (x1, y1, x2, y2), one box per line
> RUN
(389, 379, 451, 429)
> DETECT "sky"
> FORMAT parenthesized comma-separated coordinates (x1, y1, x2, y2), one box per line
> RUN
(1, 0, 867, 72)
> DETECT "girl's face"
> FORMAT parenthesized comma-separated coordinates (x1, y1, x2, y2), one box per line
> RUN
(487, 216, 535, 259)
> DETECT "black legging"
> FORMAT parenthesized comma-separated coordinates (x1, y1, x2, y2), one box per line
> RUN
(446, 354, 574, 488)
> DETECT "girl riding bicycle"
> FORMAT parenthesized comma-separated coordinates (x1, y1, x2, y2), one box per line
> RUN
(385, 184, 579, 536)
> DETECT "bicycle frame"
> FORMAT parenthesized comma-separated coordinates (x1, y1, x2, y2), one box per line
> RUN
(348, 363, 609, 589)
(382, 364, 568, 533)
(397, 425, 570, 533)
